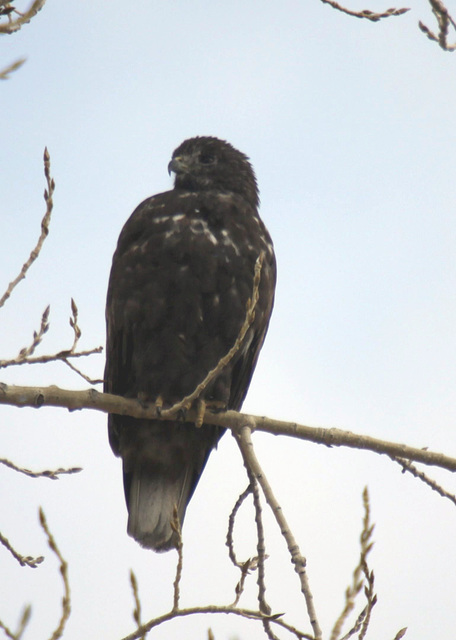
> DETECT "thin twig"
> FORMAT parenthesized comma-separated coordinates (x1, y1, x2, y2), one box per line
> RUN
(320, 0, 409, 22)
(337, 488, 377, 640)
(0, 619, 16, 640)
(0, 298, 103, 384)
(249, 475, 278, 640)
(119, 605, 312, 640)
(170, 506, 184, 612)
(0, 148, 54, 309)
(14, 606, 31, 640)
(226, 484, 260, 607)
(68, 298, 81, 352)
(392, 456, 456, 506)
(14, 305, 50, 361)
(130, 570, 145, 640)
(161, 252, 264, 419)
(234, 421, 322, 640)
(0, 57, 26, 79)
(38, 508, 71, 640)
(226, 484, 254, 569)
(0, 457, 82, 480)
(61, 357, 104, 385)
(419, 0, 456, 50)
(0, 530, 44, 568)
(0, 346, 103, 370)
(0, 0, 46, 33)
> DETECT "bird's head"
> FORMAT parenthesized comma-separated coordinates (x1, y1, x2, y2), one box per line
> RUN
(168, 136, 259, 209)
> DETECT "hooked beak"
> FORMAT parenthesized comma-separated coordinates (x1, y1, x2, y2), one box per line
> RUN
(168, 156, 188, 176)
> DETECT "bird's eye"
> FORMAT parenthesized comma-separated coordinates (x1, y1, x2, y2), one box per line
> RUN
(199, 152, 216, 165)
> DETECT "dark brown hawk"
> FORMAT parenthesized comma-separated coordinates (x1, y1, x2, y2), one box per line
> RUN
(105, 137, 276, 551)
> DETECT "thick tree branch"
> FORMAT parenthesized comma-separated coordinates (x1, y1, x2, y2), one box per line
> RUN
(0, 383, 455, 473)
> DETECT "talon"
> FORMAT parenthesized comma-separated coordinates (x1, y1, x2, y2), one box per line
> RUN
(195, 398, 206, 428)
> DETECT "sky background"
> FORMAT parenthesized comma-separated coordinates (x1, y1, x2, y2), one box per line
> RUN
(1, 0, 456, 638)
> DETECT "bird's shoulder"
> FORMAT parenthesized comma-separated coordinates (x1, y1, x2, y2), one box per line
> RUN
(114, 188, 268, 257)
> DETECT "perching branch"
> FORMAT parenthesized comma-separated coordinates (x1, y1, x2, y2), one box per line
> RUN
(1, 383, 455, 474)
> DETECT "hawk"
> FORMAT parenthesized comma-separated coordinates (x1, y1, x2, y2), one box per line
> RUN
(105, 136, 276, 551)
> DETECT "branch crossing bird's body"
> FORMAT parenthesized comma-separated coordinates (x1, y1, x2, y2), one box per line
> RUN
(105, 137, 276, 551)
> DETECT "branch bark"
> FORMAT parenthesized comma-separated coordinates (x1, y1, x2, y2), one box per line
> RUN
(1, 383, 455, 473)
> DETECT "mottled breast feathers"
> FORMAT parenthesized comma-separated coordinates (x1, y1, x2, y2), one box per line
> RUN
(105, 136, 276, 551)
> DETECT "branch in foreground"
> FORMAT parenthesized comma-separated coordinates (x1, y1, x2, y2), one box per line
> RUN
(235, 422, 322, 640)
(1, 383, 455, 473)
(0, 148, 54, 309)
(160, 252, 264, 421)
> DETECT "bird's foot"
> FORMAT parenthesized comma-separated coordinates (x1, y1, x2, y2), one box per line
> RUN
(195, 398, 206, 428)
(194, 398, 226, 427)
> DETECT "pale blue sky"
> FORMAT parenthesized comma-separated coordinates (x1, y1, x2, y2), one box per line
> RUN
(1, 1, 456, 638)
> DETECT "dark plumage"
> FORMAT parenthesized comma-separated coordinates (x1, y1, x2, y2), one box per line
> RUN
(105, 137, 276, 551)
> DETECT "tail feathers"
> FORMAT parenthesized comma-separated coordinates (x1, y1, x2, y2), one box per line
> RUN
(126, 464, 192, 552)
